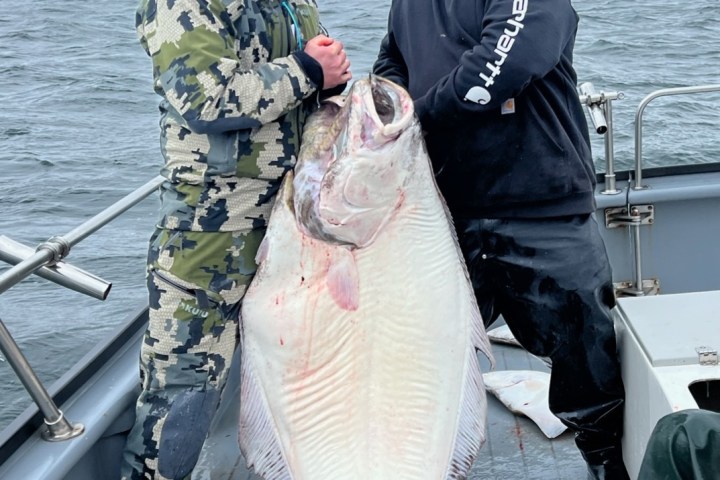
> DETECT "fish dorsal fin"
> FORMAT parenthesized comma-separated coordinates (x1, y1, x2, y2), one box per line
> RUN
(443, 299, 490, 479)
(238, 350, 292, 480)
(446, 362, 486, 479)
(471, 299, 494, 369)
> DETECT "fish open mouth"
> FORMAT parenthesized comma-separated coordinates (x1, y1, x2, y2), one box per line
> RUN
(370, 74, 396, 126)
(362, 75, 415, 139)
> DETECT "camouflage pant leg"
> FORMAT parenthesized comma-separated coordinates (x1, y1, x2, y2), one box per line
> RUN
(120, 227, 265, 480)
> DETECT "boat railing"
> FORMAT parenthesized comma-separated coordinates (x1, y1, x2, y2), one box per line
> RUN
(633, 84, 720, 190)
(580, 83, 720, 193)
(629, 84, 720, 296)
(0, 176, 164, 442)
(581, 83, 720, 297)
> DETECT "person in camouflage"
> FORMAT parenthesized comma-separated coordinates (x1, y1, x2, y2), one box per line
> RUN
(120, 1, 351, 478)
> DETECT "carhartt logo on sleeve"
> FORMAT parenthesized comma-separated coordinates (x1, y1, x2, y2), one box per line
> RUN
(501, 98, 516, 114)
(464, 0, 528, 105)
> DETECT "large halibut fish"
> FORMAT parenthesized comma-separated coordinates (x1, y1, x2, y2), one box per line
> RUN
(238, 75, 494, 480)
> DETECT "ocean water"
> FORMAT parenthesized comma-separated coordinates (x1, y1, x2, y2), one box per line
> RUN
(0, 0, 718, 431)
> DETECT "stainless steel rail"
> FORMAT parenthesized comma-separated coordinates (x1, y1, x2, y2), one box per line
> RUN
(633, 84, 720, 190)
(620, 84, 720, 296)
(0, 236, 111, 300)
(0, 176, 164, 295)
(580, 83, 720, 297)
(0, 175, 164, 442)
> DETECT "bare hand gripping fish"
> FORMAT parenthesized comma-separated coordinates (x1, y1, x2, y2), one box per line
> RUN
(238, 75, 495, 480)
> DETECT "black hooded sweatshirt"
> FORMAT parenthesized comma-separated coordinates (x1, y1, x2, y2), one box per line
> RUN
(373, 0, 597, 218)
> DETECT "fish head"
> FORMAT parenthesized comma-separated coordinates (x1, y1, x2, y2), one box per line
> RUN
(293, 75, 419, 248)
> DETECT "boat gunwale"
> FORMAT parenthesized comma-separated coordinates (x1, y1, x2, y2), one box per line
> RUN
(598, 160, 720, 183)
(0, 305, 148, 465)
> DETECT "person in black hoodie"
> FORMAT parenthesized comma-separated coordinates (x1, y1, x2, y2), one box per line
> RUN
(373, 1, 629, 479)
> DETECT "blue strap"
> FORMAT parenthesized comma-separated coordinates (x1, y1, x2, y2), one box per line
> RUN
(280, 0, 304, 51)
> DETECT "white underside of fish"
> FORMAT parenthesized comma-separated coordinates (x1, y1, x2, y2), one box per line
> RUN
(238, 77, 493, 480)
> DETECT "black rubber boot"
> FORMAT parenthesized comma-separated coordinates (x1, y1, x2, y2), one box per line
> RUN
(587, 463, 631, 480)
(584, 446, 630, 480)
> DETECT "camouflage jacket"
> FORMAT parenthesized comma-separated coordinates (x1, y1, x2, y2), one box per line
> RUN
(136, 0, 325, 232)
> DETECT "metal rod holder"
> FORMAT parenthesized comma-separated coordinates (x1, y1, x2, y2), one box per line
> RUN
(601, 100, 621, 195)
(0, 236, 111, 300)
(578, 82, 623, 195)
(579, 82, 610, 134)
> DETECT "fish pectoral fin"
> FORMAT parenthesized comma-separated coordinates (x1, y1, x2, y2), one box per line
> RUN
(326, 247, 360, 311)
(254, 236, 270, 265)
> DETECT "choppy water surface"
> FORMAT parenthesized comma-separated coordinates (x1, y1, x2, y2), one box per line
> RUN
(0, 0, 718, 430)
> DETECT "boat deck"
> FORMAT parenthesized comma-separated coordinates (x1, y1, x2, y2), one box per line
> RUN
(471, 344, 587, 480)
(194, 331, 588, 480)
